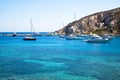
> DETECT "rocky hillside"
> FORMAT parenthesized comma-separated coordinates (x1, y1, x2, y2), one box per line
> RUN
(55, 7, 120, 35)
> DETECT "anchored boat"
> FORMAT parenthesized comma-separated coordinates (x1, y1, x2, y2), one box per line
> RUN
(84, 34, 110, 43)
(23, 18, 36, 40)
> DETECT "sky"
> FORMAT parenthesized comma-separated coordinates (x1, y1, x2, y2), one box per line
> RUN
(0, 0, 120, 32)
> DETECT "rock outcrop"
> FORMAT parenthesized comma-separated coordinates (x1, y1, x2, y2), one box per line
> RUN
(55, 7, 120, 35)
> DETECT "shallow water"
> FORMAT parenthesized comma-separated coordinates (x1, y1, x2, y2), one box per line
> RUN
(0, 36, 120, 80)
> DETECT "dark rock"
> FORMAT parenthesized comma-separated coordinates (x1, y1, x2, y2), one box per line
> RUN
(65, 26, 73, 35)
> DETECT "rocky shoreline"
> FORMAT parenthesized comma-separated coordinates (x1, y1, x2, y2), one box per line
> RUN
(54, 7, 120, 36)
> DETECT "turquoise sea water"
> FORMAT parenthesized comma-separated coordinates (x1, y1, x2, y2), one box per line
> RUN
(0, 35, 120, 80)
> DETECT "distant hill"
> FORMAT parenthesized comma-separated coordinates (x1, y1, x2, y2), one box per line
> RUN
(54, 7, 120, 35)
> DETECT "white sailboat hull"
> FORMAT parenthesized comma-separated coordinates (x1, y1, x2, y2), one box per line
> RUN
(23, 37, 36, 40)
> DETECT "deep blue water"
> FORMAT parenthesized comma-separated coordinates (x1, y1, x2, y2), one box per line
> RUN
(0, 35, 120, 80)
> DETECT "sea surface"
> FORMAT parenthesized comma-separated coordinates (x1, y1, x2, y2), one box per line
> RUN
(0, 33, 120, 80)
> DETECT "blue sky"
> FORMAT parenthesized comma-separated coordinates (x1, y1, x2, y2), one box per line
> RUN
(0, 0, 120, 32)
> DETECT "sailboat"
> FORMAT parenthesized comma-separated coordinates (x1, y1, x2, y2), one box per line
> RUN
(23, 19, 36, 40)
(65, 13, 83, 40)
(12, 25, 17, 37)
(12, 32, 17, 37)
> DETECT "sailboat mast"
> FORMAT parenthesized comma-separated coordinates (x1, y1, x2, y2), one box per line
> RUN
(30, 18, 33, 34)
(12, 24, 17, 36)
(74, 13, 76, 21)
(30, 18, 36, 35)
(13, 24, 16, 33)
(63, 22, 64, 27)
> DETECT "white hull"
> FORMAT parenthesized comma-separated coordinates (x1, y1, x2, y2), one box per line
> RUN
(66, 36, 82, 40)
(85, 38, 109, 43)
(23, 37, 36, 40)
(85, 40, 109, 43)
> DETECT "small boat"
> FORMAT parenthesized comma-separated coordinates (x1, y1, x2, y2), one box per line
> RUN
(59, 35, 66, 38)
(12, 32, 17, 37)
(84, 35, 109, 43)
(100, 35, 113, 40)
(12, 25, 17, 37)
(85, 38, 109, 43)
(23, 36, 36, 40)
(23, 18, 36, 40)
(66, 35, 82, 40)
(34, 32, 41, 36)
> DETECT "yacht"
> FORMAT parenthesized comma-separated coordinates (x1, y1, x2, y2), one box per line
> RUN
(23, 18, 36, 40)
(23, 36, 36, 40)
(12, 25, 17, 37)
(66, 35, 82, 40)
(12, 32, 17, 37)
(59, 35, 66, 38)
(84, 34, 110, 43)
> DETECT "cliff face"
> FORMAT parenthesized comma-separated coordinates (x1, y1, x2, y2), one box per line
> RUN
(55, 7, 120, 35)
